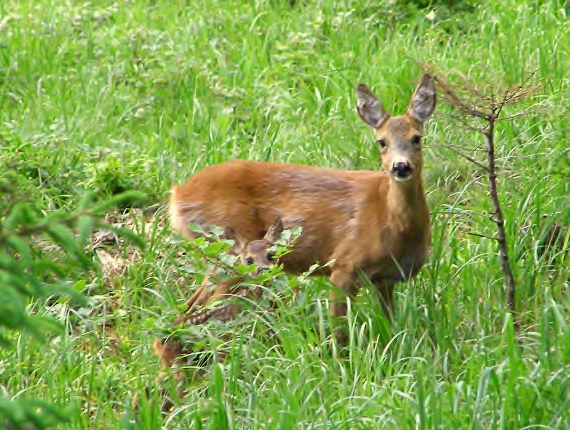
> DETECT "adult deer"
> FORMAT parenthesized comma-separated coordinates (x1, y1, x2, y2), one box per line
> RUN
(170, 73, 436, 341)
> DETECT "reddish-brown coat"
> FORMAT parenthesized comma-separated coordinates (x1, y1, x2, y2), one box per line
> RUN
(169, 74, 436, 337)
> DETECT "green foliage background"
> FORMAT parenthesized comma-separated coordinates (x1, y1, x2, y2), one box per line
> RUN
(0, 0, 568, 428)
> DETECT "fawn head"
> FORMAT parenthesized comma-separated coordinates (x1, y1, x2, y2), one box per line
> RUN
(356, 73, 436, 183)
(224, 216, 284, 276)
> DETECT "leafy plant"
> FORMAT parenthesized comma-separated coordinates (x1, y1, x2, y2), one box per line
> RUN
(0, 191, 145, 429)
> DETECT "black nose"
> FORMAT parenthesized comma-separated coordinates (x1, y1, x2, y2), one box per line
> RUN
(392, 162, 413, 178)
(256, 266, 265, 276)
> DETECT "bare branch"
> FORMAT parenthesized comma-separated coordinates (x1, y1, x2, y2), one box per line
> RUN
(430, 143, 486, 153)
(428, 66, 540, 339)
(446, 113, 487, 134)
(468, 231, 497, 241)
(442, 145, 490, 172)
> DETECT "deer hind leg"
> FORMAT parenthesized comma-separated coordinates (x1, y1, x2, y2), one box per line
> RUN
(329, 267, 358, 345)
(152, 338, 194, 412)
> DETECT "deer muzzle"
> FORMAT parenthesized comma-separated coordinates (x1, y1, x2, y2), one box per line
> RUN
(391, 161, 413, 181)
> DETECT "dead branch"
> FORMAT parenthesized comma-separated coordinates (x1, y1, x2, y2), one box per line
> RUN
(428, 67, 539, 336)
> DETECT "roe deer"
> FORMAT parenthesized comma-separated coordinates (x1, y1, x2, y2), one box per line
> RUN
(153, 220, 283, 411)
(170, 73, 436, 341)
(155, 217, 283, 368)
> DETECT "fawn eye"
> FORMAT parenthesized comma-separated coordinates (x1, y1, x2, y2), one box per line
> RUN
(245, 257, 254, 265)
(411, 135, 421, 145)
(377, 139, 387, 148)
(267, 252, 276, 261)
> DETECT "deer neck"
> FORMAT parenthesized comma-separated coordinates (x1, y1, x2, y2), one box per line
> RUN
(385, 176, 429, 232)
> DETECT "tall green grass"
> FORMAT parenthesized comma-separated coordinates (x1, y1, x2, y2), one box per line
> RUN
(1, 0, 569, 428)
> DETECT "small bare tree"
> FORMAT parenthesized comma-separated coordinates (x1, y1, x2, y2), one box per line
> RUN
(432, 70, 539, 334)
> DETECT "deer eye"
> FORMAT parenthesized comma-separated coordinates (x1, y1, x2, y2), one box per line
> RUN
(411, 135, 421, 145)
(377, 139, 387, 148)
(245, 257, 254, 265)
(267, 252, 276, 261)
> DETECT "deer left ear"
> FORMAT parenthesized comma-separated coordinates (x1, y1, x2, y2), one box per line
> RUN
(223, 226, 248, 254)
(407, 73, 436, 123)
(356, 83, 389, 129)
(264, 216, 284, 245)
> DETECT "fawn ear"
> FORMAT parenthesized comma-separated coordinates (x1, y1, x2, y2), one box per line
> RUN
(407, 73, 436, 123)
(356, 84, 389, 128)
(264, 216, 284, 245)
(223, 226, 248, 254)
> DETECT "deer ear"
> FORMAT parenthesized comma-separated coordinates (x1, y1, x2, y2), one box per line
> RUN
(407, 73, 436, 123)
(356, 84, 389, 128)
(223, 226, 248, 254)
(264, 216, 284, 245)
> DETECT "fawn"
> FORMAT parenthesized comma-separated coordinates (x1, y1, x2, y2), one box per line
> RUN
(153, 221, 283, 411)
(154, 217, 283, 365)
(169, 74, 436, 341)
(180, 216, 284, 321)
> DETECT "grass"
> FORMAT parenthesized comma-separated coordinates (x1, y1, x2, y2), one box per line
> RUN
(1, 0, 569, 428)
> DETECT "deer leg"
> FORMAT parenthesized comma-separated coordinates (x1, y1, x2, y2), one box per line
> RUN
(329, 267, 358, 345)
(378, 284, 395, 320)
(183, 285, 206, 313)
(204, 279, 235, 306)
(183, 277, 237, 315)
(370, 276, 395, 321)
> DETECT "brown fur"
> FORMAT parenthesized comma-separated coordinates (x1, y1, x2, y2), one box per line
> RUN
(169, 74, 436, 341)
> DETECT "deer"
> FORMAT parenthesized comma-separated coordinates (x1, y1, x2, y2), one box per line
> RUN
(169, 73, 436, 342)
(179, 217, 283, 318)
(154, 218, 283, 376)
(153, 221, 284, 412)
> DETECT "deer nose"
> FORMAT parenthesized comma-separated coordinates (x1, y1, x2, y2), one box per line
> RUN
(392, 161, 413, 179)
(256, 266, 265, 276)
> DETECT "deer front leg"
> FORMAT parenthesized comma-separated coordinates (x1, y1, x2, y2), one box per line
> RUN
(183, 285, 207, 314)
(377, 283, 395, 321)
(184, 277, 236, 315)
(368, 273, 396, 322)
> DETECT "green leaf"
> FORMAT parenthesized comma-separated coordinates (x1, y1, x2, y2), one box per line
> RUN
(46, 224, 78, 254)
(91, 191, 146, 214)
(77, 215, 95, 244)
(209, 225, 224, 237)
(144, 317, 156, 329)
(78, 190, 97, 211)
(3, 203, 26, 232)
(188, 223, 205, 234)
(0, 397, 70, 429)
(291, 225, 303, 236)
(202, 241, 224, 257)
(99, 223, 145, 249)
(72, 280, 87, 292)
(5, 236, 32, 265)
(220, 253, 238, 267)
(235, 263, 256, 276)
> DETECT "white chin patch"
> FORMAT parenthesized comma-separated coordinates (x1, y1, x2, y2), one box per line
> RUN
(393, 174, 412, 182)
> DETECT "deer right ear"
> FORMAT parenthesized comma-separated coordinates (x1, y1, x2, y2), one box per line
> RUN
(223, 226, 248, 254)
(356, 84, 389, 128)
(407, 73, 436, 123)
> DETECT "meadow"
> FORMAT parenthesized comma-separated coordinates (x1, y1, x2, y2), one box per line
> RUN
(1, 0, 569, 428)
